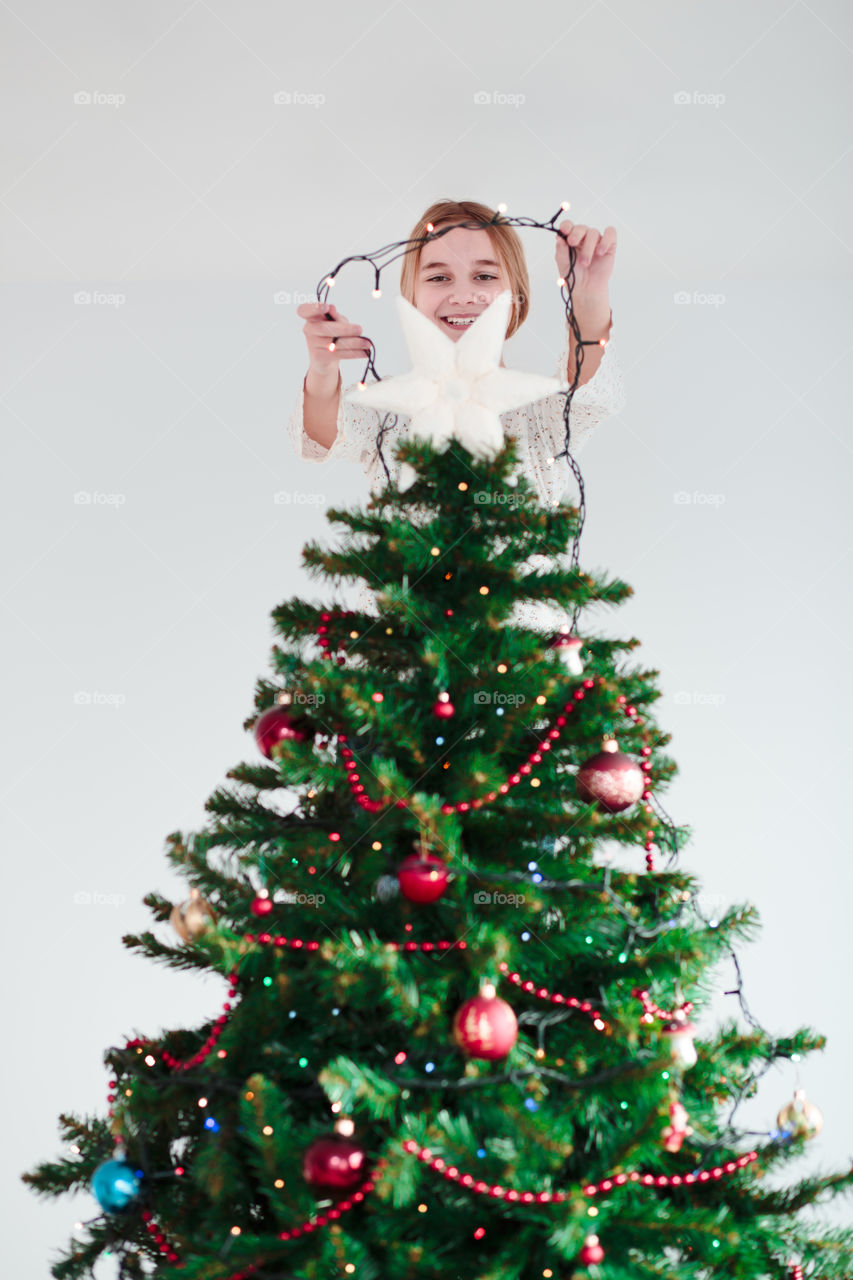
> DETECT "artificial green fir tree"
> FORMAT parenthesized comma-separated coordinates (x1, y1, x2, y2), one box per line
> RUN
(23, 431, 853, 1280)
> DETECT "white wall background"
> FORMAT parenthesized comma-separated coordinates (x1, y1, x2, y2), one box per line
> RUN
(2, 1, 851, 1275)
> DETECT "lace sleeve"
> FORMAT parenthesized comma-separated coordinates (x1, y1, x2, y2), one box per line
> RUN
(527, 314, 626, 460)
(286, 373, 385, 469)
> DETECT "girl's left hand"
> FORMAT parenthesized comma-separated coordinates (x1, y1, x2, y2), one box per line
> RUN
(555, 220, 616, 299)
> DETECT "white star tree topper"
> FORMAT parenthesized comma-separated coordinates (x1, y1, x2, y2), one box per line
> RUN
(343, 289, 566, 462)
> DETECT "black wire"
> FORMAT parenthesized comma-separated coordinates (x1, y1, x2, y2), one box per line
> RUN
(312, 205, 603, 624)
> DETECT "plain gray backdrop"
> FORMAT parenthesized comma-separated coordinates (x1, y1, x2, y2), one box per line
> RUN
(3, 1, 851, 1275)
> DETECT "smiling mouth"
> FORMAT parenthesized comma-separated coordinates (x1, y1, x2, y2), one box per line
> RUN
(441, 316, 479, 330)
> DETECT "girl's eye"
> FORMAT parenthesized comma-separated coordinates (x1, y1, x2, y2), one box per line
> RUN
(426, 274, 497, 283)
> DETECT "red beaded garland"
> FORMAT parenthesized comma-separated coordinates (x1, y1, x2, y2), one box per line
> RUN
(402, 1138, 759, 1203)
(633, 988, 694, 1023)
(209, 1159, 387, 1280)
(499, 963, 608, 1031)
(332, 679, 660, 873)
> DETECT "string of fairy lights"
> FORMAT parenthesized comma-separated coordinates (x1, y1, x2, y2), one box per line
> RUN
(312, 202, 598, 636)
(61, 207, 822, 1280)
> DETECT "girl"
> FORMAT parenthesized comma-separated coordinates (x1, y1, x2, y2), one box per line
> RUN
(287, 198, 625, 633)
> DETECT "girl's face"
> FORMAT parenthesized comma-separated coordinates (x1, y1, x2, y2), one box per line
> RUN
(413, 225, 512, 346)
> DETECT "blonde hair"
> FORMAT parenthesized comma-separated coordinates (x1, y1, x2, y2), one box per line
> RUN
(399, 198, 530, 340)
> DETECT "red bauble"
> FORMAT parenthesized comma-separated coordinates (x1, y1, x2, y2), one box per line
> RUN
(397, 853, 449, 904)
(576, 737, 644, 813)
(578, 1234, 605, 1264)
(432, 691, 455, 719)
(253, 703, 311, 757)
(302, 1132, 366, 1193)
(250, 894, 274, 917)
(453, 985, 517, 1061)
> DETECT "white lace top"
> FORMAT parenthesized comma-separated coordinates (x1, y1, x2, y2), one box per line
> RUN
(286, 315, 626, 634)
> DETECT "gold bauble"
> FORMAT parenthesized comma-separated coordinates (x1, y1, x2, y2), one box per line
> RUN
(777, 1089, 823, 1140)
(170, 888, 217, 941)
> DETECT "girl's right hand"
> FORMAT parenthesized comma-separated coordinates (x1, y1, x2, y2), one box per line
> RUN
(297, 301, 372, 376)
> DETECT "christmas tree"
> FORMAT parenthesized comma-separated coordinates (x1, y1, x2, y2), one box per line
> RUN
(21, 221, 852, 1276)
(21, 421, 853, 1278)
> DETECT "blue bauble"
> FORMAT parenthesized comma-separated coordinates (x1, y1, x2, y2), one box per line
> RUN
(91, 1159, 142, 1213)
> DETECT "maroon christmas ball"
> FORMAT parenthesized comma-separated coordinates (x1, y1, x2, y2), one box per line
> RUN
(250, 894, 274, 917)
(432, 691, 455, 719)
(397, 853, 449, 904)
(452, 984, 518, 1061)
(578, 1234, 605, 1264)
(302, 1123, 366, 1193)
(576, 737, 644, 813)
(253, 703, 311, 757)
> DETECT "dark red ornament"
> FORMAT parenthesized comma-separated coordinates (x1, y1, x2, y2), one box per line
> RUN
(576, 737, 644, 813)
(452, 984, 517, 1060)
(578, 1234, 605, 1264)
(302, 1129, 366, 1193)
(432, 691, 455, 719)
(397, 853, 449, 904)
(253, 702, 311, 757)
(250, 894, 274, 917)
